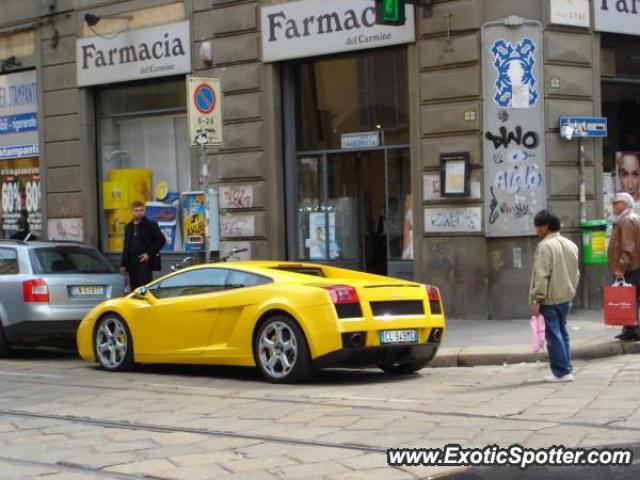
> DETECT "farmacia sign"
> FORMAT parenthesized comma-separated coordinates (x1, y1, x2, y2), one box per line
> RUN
(595, 0, 640, 36)
(261, 0, 415, 62)
(76, 20, 191, 87)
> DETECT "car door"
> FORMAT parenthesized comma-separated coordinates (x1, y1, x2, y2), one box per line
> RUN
(0, 247, 23, 330)
(203, 269, 273, 357)
(134, 268, 228, 356)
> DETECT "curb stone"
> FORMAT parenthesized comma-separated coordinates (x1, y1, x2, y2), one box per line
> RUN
(429, 339, 640, 368)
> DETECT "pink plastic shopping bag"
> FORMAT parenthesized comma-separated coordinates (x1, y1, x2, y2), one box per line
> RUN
(530, 314, 545, 352)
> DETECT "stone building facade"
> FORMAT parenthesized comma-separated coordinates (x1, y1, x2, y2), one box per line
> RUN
(0, 0, 635, 319)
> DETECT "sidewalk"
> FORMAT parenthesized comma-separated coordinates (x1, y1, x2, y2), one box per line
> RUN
(432, 309, 640, 367)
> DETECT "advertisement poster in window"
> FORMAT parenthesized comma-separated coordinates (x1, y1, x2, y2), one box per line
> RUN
(307, 212, 339, 260)
(1, 157, 41, 237)
(0, 70, 41, 238)
(615, 152, 640, 203)
(181, 192, 206, 252)
(402, 193, 413, 260)
(145, 202, 178, 251)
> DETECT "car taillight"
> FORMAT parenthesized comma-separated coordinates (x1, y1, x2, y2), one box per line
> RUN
(426, 284, 442, 315)
(323, 285, 360, 304)
(23, 278, 49, 303)
(426, 285, 440, 302)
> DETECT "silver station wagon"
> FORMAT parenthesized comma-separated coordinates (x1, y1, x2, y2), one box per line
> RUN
(0, 240, 125, 353)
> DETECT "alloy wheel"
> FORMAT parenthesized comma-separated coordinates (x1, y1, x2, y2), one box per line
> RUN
(95, 317, 128, 370)
(258, 321, 298, 379)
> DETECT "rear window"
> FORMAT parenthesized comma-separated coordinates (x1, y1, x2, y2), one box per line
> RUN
(31, 247, 115, 274)
(0, 248, 18, 274)
(272, 266, 325, 277)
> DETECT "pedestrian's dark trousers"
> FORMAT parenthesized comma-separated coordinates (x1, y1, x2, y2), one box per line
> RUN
(128, 261, 153, 290)
(620, 269, 640, 335)
(540, 302, 572, 378)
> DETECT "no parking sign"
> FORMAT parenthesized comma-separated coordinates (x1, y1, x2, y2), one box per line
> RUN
(187, 76, 222, 146)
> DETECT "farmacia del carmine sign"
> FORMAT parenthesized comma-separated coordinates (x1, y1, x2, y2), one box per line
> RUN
(260, 0, 415, 63)
(594, 0, 640, 36)
(76, 20, 191, 87)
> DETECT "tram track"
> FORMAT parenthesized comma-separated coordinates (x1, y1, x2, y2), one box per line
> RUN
(0, 408, 388, 454)
(0, 455, 163, 480)
(0, 369, 637, 434)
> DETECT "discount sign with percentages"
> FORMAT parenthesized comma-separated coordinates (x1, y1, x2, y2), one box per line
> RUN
(187, 76, 222, 146)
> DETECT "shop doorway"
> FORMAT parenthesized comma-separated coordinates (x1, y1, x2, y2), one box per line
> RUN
(295, 147, 412, 278)
(283, 46, 412, 278)
(601, 34, 640, 203)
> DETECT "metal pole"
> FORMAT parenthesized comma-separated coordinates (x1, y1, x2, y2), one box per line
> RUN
(578, 137, 588, 310)
(201, 146, 220, 262)
(578, 138, 586, 223)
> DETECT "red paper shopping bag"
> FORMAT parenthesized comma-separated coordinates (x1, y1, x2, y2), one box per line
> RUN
(604, 282, 638, 326)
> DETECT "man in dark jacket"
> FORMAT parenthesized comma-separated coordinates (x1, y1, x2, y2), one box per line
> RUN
(10, 210, 37, 241)
(120, 201, 166, 289)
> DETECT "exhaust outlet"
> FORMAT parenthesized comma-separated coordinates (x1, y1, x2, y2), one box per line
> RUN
(349, 333, 364, 348)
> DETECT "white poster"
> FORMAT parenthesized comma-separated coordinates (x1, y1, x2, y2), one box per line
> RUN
(261, 0, 415, 62)
(77, 21, 191, 87)
(549, 0, 590, 28)
(48, 218, 84, 241)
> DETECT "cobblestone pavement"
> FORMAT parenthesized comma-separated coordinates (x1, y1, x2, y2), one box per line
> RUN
(0, 350, 638, 479)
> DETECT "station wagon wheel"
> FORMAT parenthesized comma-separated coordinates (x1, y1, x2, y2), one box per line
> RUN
(94, 315, 133, 371)
(0, 323, 10, 357)
(254, 315, 314, 384)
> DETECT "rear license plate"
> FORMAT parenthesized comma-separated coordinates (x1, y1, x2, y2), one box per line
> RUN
(69, 286, 106, 297)
(380, 329, 418, 345)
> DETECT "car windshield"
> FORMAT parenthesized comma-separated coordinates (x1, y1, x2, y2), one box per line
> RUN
(32, 247, 116, 274)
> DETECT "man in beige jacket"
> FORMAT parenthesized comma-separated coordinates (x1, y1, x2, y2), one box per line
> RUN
(607, 192, 640, 341)
(530, 210, 580, 382)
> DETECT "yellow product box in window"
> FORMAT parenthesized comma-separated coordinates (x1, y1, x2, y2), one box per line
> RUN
(107, 208, 132, 252)
(104, 169, 151, 251)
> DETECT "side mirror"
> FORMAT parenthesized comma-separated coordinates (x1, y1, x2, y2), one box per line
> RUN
(133, 286, 157, 304)
(134, 286, 148, 298)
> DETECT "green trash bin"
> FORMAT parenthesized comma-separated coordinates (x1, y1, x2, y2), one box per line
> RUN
(581, 220, 608, 265)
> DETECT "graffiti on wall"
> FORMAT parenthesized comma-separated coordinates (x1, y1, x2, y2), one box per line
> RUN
(483, 25, 546, 237)
(491, 38, 539, 108)
(424, 206, 482, 233)
(219, 185, 254, 209)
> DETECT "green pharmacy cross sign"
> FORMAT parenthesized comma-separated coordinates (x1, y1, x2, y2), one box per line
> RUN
(376, 0, 406, 25)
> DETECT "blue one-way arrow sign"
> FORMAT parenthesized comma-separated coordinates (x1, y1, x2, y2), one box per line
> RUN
(559, 116, 608, 138)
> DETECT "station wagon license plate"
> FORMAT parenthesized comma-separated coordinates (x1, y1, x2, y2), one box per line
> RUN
(380, 329, 418, 345)
(69, 285, 106, 297)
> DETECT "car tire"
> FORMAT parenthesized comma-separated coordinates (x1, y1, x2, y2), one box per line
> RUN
(0, 324, 10, 357)
(380, 358, 430, 375)
(254, 315, 315, 384)
(94, 315, 134, 372)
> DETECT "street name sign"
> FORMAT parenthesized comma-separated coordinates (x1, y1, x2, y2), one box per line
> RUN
(559, 116, 608, 139)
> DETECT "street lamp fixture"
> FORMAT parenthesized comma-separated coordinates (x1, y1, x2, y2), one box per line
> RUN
(0, 56, 21, 72)
(84, 13, 134, 27)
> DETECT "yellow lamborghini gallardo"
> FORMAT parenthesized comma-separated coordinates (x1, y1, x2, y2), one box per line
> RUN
(77, 262, 445, 383)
